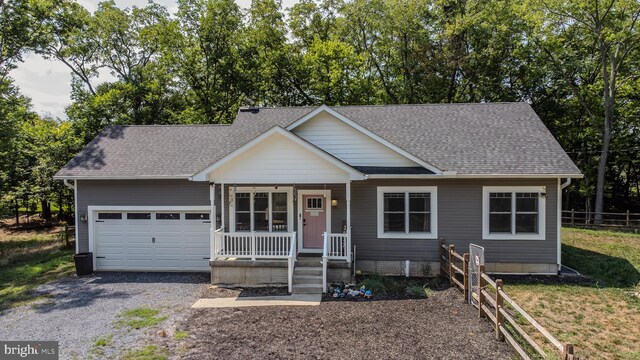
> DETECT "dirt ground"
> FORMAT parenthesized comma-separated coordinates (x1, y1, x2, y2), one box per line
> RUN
(167, 288, 513, 359)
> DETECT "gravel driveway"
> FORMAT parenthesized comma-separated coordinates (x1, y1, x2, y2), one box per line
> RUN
(0, 272, 209, 359)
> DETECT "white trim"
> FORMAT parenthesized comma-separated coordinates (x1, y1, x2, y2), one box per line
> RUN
(297, 189, 331, 253)
(376, 186, 438, 239)
(482, 186, 546, 241)
(228, 186, 294, 233)
(367, 173, 583, 179)
(190, 126, 365, 181)
(557, 178, 562, 273)
(286, 105, 442, 174)
(74, 180, 79, 254)
(87, 205, 211, 271)
(54, 175, 191, 180)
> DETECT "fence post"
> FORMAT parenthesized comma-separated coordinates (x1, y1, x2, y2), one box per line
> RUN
(463, 253, 469, 303)
(478, 264, 485, 319)
(571, 209, 575, 227)
(627, 210, 630, 227)
(562, 343, 574, 360)
(64, 224, 70, 249)
(439, 239, 445, 276)
(496, 279, 504, 341)
(448, 244, 455, 286)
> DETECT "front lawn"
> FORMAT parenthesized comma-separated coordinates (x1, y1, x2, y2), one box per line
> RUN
(0, 223, 75, 311)
(506, 228, 640, 359)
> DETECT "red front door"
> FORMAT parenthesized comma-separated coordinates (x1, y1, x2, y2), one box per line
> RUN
(303, 195, 326, 249)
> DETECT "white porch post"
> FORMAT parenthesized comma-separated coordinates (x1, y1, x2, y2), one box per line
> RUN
(209, 182, 216, 260)
(346, 181, 352, 263)
(346, 181, 351, 230)
(221, 182, 225, 231)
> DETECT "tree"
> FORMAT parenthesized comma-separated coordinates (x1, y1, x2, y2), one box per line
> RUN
(525, 0, 640, 222)
(168, 0, 246, 123)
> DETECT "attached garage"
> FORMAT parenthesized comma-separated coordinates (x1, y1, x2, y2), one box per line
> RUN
(89, 206, 211, 272)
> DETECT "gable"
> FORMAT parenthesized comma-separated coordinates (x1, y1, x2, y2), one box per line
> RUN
(292, 111, 419, 168)
(207, 130, 360, 183)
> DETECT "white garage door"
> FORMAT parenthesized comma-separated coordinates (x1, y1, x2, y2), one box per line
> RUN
(93, 210, 211, 271)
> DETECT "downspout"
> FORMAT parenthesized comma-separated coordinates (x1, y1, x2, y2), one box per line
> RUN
(63, 179, 79, 254)
(561, 178, 572, 189)
(63, 179, 75, 190)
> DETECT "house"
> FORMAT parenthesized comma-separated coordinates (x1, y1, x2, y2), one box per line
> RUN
(55, 103, 582, 294)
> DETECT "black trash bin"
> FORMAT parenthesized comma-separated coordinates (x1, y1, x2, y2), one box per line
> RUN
(73, 252, 93, 276)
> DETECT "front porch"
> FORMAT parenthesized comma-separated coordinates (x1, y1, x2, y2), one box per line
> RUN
(210, 230, 352, 293)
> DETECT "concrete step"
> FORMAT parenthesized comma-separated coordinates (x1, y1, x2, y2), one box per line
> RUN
(292, 284, 323, 294)
(293, 267, 322, 276)
(295, 258, 323, 266)
(293, 275, 323, 284)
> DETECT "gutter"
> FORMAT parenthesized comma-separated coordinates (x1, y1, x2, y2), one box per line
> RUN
(63, 179, 75, 190)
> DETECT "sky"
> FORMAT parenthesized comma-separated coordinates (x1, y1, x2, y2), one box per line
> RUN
(11, 0, 298, 119)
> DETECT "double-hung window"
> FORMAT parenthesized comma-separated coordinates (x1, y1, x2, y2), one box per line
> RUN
(377, 186, 438, 239)
(482, 186, 546, 240)
(231, 188, 292, 232)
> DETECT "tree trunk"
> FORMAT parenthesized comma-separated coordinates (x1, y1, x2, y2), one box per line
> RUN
(14, 200, 19, 225)
(41, 200, 52, 221)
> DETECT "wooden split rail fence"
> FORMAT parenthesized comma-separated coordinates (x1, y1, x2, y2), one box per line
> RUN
(439, 240, 576, 360)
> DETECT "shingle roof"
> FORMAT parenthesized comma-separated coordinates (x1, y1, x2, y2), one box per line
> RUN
(55, 102, 581, 178)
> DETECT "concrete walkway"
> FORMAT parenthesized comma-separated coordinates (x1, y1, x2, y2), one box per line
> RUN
(192, 294, 322, 308)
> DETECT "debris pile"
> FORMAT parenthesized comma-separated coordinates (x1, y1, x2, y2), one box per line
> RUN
(329, 283, 373, 300)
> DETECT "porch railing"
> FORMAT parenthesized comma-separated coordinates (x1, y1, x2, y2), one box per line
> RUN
(212, 230, 296, 260)
(322, 230, 351, 292)
(212, 229, 297, 293)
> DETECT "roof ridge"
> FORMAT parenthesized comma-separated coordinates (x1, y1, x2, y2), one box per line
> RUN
(107, 124, 232, 127)
(248, 102, 529, 110)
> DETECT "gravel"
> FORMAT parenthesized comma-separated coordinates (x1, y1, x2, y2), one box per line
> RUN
(0, 272, 209, 359)
(167, 288, 514, 359)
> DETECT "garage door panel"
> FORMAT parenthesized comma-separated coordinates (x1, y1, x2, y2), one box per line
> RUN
(94, 210, 210, 271)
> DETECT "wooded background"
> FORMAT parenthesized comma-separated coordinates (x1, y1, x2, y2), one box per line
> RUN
(1, 0, 639, 224)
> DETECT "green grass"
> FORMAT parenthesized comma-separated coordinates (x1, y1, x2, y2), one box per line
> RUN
(121, 345, 168, 360)
(506, 228, 640, 359)
(116, 307, 168, 330)
(0, 248, 74, 310)
(173, 330, 189, 340)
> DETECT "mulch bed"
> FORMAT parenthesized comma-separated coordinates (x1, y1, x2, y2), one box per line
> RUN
(167, 288, 514, 359)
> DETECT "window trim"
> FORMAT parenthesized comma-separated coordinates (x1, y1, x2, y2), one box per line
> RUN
(482, 186, 546, 240)
(229, 186, 294, 233)
(377, 186, 438, 239)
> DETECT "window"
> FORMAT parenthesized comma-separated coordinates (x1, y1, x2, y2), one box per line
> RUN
(185, 213, 210, 220)
(127, 213, 151, 220)
(98, 213, 122, 220)
(156, 213, 180, 220)
(232, 189, 291, 232)
(483, 187, 546, 240)
(306, 197, 323, 210)
(377, 186, 437, 239)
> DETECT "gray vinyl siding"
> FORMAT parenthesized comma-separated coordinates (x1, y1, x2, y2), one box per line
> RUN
(76, 178, 558, 265)
(76, 180, 210, 252)
(351, 178, 559, 265)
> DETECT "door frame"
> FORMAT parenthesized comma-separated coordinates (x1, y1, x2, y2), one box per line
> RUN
(297, 190, 331, 253)
(88, 205, 210, 271)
